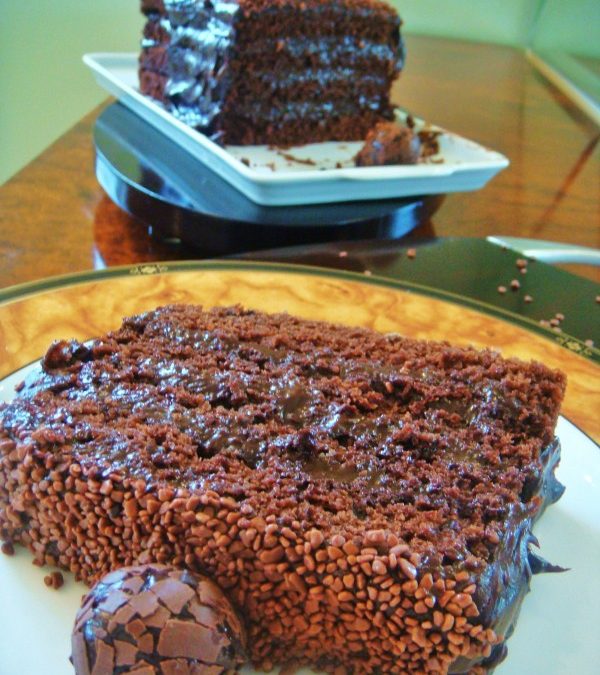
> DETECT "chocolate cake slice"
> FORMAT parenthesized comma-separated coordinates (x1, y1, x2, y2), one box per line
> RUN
(0, 305, 566, 673)
(138, 0, 404, 145)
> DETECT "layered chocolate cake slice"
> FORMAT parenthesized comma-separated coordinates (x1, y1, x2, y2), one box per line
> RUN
(138, 0, 404, 145)
(0, 306, 566, 673)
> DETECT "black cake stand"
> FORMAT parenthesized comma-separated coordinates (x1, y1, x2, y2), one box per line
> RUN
(94, 103, 444, 256)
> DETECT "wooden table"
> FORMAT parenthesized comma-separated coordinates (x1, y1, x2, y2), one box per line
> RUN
(0, 35, 598, 287)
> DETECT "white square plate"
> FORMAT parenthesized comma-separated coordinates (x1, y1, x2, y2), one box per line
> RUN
(83, 53, 510, 206)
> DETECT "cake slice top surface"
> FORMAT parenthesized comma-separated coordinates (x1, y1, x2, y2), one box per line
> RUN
(154, 0, 401, 16)
(1, 305, 565, 570)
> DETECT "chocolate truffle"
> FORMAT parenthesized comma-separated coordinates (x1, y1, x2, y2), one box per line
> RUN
(355, 120, 421, 166)
(71, 564, 246, 675)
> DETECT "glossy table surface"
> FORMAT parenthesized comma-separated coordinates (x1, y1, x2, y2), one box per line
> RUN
(0, 35, 598, 288)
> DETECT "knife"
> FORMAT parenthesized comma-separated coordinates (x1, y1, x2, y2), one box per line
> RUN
(487, 236, 600, 266)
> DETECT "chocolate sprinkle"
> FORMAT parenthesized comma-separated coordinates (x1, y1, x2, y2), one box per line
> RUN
(1, 541, 14, 556)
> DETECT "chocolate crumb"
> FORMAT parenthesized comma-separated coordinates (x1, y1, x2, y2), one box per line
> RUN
(275, 150, 316, 166)
(1, 541, 14, 556)
(497, 285, 507, 294)
(516, 259, 528, 269)
(596, 295, 600, 304)
(550, 318, 560, 328)
(355, 121, 420, 166)
(417, 128, 441, 158)
(240, 157, 250, 167)
(44, 571, 64, 589)
(51, 571, 65, 589)
(510, 280, 520, 291)
(554, 313, 565, 321)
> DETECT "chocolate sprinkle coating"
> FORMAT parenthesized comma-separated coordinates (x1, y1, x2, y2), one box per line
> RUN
(71, 564, 246, 675)
(0, 305, 566, 674)
(1, 540, 14, 556)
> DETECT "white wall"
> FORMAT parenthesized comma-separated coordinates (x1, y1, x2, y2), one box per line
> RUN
(393, 0, 544, 47)
(0, 1, 140, 185)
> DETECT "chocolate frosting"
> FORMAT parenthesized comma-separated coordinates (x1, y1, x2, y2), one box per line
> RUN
(449, 437, 566, 673)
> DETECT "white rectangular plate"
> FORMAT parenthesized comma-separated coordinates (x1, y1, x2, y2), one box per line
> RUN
(83, 53, 510, 206)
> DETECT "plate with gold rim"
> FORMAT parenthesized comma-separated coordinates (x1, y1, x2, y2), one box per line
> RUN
(0, 261, 598, 675)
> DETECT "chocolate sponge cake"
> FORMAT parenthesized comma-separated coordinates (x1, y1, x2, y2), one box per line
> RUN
(0, 305, 566, 673)
(138, 0, 404, 145)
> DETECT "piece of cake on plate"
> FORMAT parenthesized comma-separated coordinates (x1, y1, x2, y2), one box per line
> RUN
(0, 305, 566, 674)
(138, 0, 404, 145)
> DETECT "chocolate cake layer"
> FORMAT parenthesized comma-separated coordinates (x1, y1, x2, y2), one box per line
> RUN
(137, 0, 404, 144)
(0, 305, 566, 673)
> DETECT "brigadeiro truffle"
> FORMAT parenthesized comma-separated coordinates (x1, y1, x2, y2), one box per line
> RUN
(71, 564, 246, 675)
(355, 121, 421, 167)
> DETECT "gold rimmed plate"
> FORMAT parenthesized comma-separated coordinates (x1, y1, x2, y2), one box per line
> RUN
(0, 261, 598, 674)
